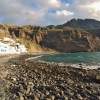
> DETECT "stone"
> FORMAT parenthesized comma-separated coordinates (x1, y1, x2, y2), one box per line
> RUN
(34, 95, 39, 100)
(46, 97, 52, 100)
(45, 91, 49, 95)
(96, 75, 100, 80)
(19, 93, 24, 100)
(64, 96, 68, 100)
(51, 95, 55, 100)
(0, 54, 100, 100)
(97, 96, 100, 100)
(77, 94, 83, 100)
(12, 77, 17, 82)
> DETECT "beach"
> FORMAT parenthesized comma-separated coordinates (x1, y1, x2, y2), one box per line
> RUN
(0, 54, 100, 100)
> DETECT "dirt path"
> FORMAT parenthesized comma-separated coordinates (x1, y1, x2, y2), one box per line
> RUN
(0, 55, 20, 65)
(0, 56, 12, 64)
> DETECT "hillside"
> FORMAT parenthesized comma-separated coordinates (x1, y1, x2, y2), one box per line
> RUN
(0, 18, 100, 53)
(56, 18, 100, 30)
(0, 25, 47, 53)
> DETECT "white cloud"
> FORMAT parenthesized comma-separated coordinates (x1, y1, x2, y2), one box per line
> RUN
(48, 0, 61, 8)
(0, 0, 74, 25)
(0, 0, 46, 25)
(84, 1, 100, 17)
(71, 0, 100, 20)
(47, 10, 73, 25)
(56, 10, 74, 16)
(0, 0, 100, 25)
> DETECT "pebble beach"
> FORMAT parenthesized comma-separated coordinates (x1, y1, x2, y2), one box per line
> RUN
(0, 54, 100, 100)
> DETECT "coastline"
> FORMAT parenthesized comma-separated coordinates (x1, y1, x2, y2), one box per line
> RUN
(0, 54, 99, 99)
(25, 53, 100, 70)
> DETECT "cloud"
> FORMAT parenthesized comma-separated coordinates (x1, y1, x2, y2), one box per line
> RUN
(82, 1, 100, 18)
(48, 0, 61, 8)
(70, 0, 100, 20)
(0, 0, 47, 25)
(0, 0, 100, 25)
(56, 10, 73, 16)
(0, 0, 74, 25)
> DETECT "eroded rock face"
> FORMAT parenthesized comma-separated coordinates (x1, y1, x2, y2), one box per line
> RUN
(0, 24, 100, 52)
(40, 29, 100, 52)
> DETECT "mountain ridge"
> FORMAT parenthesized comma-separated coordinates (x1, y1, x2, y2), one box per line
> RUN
(55, 18, 100, 30)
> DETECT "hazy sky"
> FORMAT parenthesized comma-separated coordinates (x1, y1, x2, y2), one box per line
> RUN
(0, 0, 100, 25)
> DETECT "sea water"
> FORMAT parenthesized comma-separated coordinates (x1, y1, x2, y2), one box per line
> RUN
(37, 52, 100, 69)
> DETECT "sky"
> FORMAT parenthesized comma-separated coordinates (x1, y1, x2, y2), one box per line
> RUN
(0, 0, 100, 25)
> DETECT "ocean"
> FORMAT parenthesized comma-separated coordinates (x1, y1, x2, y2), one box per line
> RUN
(38, 52, 100, 66)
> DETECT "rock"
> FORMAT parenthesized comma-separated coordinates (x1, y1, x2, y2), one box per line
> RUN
(34, 94, 39, 100)
(97, 96, 100, 100)
(67, 78, 74, 84)
(64, 96, 68, 100)
(77, 94, 83, 100)
(96, 75, 100, 80)
(26, 86, 31, 94)
(19, 93, 24, 100)
(46, 97, 52, 100)
(26, 81, 33, 94)
(40, 93, 45, 100)
(12, 77, 17, 82)
(0, 55, 100, 100)
(45, 91, 49, 95)
(0, 70, 9, 79)
(51, 95, 55, 100)
(60, 90, 64, 95)
(79, 63, 83, 69)
(97, 68, 100, 70)
(28, 81, 33, 86)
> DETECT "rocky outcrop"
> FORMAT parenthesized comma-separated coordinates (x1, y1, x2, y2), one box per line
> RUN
(0, 20, 100, 53)
(40, 28, 99, 52)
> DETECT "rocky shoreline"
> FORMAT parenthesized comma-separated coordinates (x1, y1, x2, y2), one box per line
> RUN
(0, 55, 100, 100)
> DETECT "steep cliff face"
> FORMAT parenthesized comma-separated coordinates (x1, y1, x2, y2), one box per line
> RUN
(0, 23, 100, 53)
(0, 25, 45, 52)
(46, 18, 100, 52)
(39, 28, 99, 52)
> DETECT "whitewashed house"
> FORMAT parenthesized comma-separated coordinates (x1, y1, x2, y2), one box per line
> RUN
(0, 37, 27, 55)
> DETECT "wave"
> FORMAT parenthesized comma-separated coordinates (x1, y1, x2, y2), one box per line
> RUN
(25, 55, 43, 61)
(25, 52, 100, 69)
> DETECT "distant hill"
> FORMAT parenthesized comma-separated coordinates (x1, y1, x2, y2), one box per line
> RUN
(56, 18, 100, 30)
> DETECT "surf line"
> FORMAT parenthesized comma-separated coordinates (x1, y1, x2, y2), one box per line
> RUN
(25, 55, 43, 61)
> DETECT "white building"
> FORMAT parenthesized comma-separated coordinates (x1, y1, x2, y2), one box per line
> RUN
(0, 38, 27, 54)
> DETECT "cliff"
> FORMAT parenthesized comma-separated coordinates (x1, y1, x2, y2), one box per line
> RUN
(0, 18, 100, 53)
(40, 28, 99, 52)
